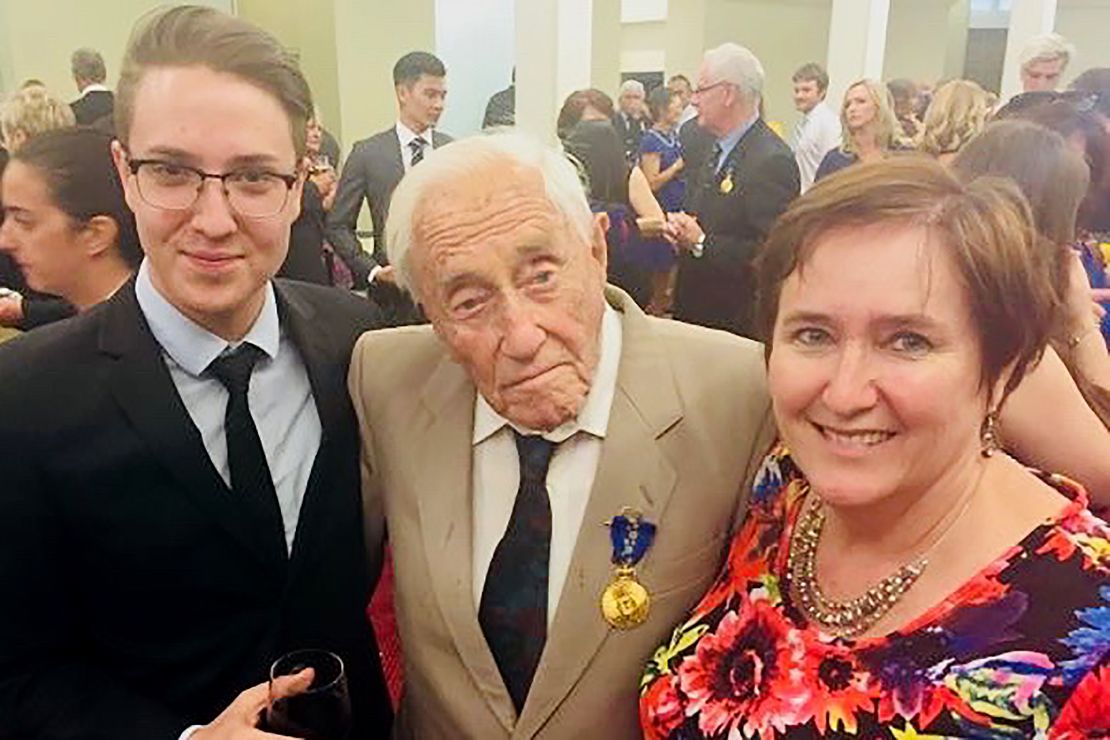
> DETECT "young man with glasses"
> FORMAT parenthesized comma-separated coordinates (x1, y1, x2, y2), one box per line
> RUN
(0, 6, 391, 739)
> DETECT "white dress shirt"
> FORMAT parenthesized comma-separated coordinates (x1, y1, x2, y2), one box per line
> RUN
(790, 101, 842, 193)
(135, 259, 321, 554)
(395, 120, 433, 172)
(472, 304, 622, 624)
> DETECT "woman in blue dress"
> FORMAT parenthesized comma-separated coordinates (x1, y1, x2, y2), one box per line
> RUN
(637, 86, 685, 315)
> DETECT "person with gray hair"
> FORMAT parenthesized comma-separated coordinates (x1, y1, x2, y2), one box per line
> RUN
(667, 42, 799, 338)
(1020, 32, 1076, 93)
(69, 47, 114, 125)
(349, 130, 774, 739)
(613, 78, 647, 161)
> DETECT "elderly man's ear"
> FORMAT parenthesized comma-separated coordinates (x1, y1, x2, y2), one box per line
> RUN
(590, 212, 609, 274)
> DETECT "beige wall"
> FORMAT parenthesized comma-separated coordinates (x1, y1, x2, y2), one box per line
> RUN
(0, 0, 230, 100)
(883, 0, 955, 84)
(333, 0, 435, 152)
(592, 0, 623, 95)
(665, 0, 708, 85)
(1056, 0, 1110, 85)
(702, 0, 832, 131)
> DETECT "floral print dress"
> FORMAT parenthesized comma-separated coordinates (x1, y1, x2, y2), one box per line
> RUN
(640, 447, 1110, 738)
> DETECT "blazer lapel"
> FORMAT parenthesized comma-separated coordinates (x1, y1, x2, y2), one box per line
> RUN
(418, 355, 518, 731)
(272, 283, 348, 573)
(516, 289, 681, 736)
(387, 128, 406, 182)
(99, 283, 273, 567)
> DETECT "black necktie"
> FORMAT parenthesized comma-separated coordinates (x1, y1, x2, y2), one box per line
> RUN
(409, 136, 428, 167)
(478, 431, 556, 713)
(207, 344, 287, 563)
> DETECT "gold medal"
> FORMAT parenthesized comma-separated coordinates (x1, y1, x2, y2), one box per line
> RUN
(719, 174, 734, 194)
(600, 567, 650, 629)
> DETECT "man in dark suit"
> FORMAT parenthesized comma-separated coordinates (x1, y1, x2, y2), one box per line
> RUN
(327, 51, 452, 290)
(69, 48, 115, 126)
(668, 43, 800, 339)
(611, 79, 646, 162)
(0, 8, 391, 740)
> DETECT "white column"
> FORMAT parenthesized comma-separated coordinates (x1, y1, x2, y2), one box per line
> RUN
(515, 0, 593, 142)
(1000, 0, 1057, 101)
(825, 0, 891, 111)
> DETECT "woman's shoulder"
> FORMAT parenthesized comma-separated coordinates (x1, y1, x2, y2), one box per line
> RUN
(639, 128, 669, 153)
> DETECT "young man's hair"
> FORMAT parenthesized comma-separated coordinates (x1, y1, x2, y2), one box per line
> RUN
(393, 51, 446, 88)
(115, 5, 313, 158)
(71, 48, 107, 84)
(791, 62, 829, 94)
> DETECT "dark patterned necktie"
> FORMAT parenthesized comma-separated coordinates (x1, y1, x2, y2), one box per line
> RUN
(478, 431, 556, 713)
(207, 344, 287, 563)
(409, 136, 428, 167)
(709, 141, 723, 176)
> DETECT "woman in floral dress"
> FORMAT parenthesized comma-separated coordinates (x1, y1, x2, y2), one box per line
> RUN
(640, 159, 1110, 737)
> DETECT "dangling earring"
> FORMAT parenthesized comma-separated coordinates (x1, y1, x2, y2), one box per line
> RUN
(980, 410, 1000, 458)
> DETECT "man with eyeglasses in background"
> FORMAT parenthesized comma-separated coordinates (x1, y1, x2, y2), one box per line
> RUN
(0, 6, 392, 740)
(667, 43, 799, 340)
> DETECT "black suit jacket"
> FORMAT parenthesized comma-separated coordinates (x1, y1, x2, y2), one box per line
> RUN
(673, 118, 800, 338)
(70, 89, 114, 126)
(0, 280, 392, 739)
(326, 127, 452, 287)
(611, 112, 645, 162)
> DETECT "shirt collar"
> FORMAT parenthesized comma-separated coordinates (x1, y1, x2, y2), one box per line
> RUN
(396, 120, 432, 148)
(717, 112, 759, 156)
(134, 258, 280, 377)
(473, 302, 623, 445)
(78, 83, 110, 99)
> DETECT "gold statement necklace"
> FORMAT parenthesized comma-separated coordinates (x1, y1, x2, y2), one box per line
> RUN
(787, 479, 980, 639)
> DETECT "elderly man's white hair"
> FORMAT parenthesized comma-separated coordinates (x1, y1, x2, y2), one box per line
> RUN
(1019, 32, 1076, 70)
(618, 79, 645, 97)
(386, 131, 595, 298)
(703, 42, 764, 103)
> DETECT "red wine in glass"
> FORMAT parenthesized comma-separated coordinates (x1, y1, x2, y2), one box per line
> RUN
(265, 649, 352, 740)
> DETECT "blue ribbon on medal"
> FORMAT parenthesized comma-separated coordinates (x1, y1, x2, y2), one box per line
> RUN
(601, 508, 656, 629)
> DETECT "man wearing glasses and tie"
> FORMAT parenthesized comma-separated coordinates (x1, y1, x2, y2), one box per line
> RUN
(328, 51, 453, 291)
(667, 43, 800, 340)
(0, 6, 391, 739)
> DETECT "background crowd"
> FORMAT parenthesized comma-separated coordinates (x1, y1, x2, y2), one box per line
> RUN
(1, 5, 1109, 738)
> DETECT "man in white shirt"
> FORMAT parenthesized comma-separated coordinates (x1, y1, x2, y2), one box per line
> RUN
(788, 62, 841, 192)
(327, 51, 453, 289)
(0, 7, 391, 739)
(348, 132, 774, 739)
(668, 73, 698, 127)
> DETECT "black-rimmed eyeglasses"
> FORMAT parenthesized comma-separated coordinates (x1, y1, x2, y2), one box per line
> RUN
(126, 158, 299, 219)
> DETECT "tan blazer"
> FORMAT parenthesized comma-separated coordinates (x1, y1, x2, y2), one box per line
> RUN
(349, 288, 774, 739)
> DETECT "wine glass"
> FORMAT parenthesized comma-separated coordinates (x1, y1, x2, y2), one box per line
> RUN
(264, 649, 352, 740)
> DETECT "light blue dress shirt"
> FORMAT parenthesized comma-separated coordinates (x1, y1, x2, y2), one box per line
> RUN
(134, 259, 322, 555)
(713, 113, 759, 174)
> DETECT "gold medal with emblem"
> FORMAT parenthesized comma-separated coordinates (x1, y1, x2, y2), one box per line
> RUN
(719, 172, 734, 194)
(601, 508, 656, 630)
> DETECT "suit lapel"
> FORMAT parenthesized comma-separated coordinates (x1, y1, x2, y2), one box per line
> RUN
(272, 283, 348, 574)
(417, 355, 519, 731)
(516, 289, 681, 737)
(100, 283, 273, 567)
(387, 128, 406, 183)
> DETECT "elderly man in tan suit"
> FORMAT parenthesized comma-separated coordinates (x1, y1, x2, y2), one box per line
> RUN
(348, 133, 773, 738)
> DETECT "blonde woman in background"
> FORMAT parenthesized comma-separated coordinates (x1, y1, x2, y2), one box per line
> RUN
(0, 85, 75, 152)
(814, 78, 901, 181)
(919, 79, 991, 165)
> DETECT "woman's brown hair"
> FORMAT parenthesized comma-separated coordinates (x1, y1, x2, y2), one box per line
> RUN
(756, 157, 1055, 404)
